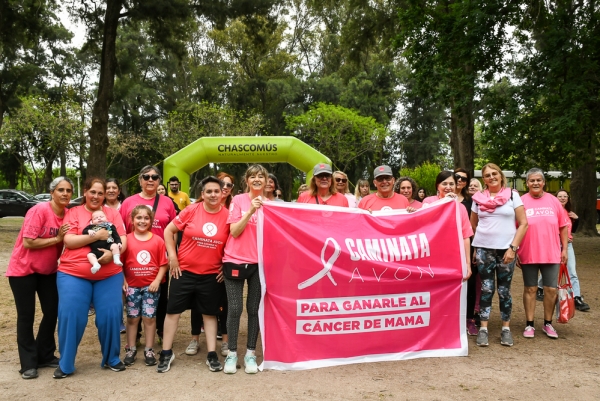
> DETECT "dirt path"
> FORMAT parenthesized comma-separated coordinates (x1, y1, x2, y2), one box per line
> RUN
(0, 218, 598, 400)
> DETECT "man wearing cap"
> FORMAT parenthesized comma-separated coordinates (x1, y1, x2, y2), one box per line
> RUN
(358, 165, 409, 211)
(297, 163, 349, 207)
(168, 176, 192, 211)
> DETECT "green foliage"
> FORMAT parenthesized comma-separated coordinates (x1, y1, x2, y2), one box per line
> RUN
(399, 162, 441, 196)
(286, 102, 388, 177)
(0, 96, 86, 193)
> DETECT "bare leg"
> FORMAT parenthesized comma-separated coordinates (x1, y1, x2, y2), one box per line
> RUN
(203, 315, 218, 353)
(161, 314, 181, 351)
(523, 286, 537, 321)
(88, 253, 101, 274)
(127, 317, 141, 348)
(543, 286, 557, 321)
(143, 316, 156, 349)
(110, 243, 122, 266)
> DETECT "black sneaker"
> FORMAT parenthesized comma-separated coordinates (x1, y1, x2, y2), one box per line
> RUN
(22, 368, 38, 379)
(104, 361, 126, 372)
(216, 330, 223, 340)
(53, 366, 70, 379)
(536, 287, 544, 302)
(206, 352, 223, 372)
(145, 349, 157, 366)
(124, 347, 137, 366)
(38, 357, 60, 368)
(157, 351, 174, 373)
(575, 296, 590, 311)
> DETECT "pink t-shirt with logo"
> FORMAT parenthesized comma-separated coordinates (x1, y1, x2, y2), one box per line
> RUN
(174, 202, 230, 275)
(358, 192, 409, 211)
(122, 233, 168, 287)
(223, 194, 264, 265)
(59, 205, 127, 280)
(422, 197, 473, 239)
(120, 194, 176, 239)
(518, 193, 569, 264)
(6, 202, 67, 277)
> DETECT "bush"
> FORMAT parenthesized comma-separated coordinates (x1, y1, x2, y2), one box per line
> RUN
(399, 162, 441, 196)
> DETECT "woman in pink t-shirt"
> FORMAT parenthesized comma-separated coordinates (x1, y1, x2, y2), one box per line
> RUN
(519, 168, 568, 340)
(297, 163, 349, 207)
(394, 176, 422, 209)
(222, 164, 268, 375)
(6, 177, 73, 379)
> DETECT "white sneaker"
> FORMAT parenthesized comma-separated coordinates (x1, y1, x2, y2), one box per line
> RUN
(220, 342, 229, 357)
(244, 354, 258, 374)
(223, 354, 237, 374)
(185, 339, 199, 355)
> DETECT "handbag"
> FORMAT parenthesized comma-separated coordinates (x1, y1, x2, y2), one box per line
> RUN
(223, 262, 258, 280)
(556, 262, 575, 324)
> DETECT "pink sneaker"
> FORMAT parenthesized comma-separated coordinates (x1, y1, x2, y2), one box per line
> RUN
(523, 325, 535, 338)
(542, 324, 558, 339)
(467, 319, 478, 336)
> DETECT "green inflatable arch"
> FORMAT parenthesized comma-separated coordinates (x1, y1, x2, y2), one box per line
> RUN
(163, 136, 331, 194)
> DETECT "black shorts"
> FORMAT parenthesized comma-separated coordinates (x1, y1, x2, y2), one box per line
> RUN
(166, 271, 225, 316)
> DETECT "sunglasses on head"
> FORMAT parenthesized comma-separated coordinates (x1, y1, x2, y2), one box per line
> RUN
(335, 178, 348, 183)
(142, 174, 160, 181)
(223, 182, 234, 189)
(315, 174, 331, 179)
(454, 174, 467, 182)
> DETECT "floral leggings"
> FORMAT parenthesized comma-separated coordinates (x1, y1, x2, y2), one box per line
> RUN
(475, 248, 516, 322)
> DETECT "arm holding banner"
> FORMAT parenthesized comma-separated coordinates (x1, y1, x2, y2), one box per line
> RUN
(230, 196, 263, 238)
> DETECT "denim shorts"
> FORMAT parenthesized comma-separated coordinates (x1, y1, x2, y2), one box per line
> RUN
(125, 286, 161, 318)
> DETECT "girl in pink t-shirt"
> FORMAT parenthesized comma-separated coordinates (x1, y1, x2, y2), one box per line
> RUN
(222, 164, 269, 375)
(122, 205, 168, 367)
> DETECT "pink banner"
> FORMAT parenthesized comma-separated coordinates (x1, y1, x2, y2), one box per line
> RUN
(258, 199, 468, 370)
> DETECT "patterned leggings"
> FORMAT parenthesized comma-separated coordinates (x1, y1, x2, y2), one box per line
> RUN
(475, 247, 516, 322)
(224, 271, 262, 352)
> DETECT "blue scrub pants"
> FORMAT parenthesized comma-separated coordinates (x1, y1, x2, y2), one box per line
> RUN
(57, 271, 123, 374)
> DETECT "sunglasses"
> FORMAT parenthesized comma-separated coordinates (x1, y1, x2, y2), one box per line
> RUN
(375, 176, 393, 182)
(223, 182, 234, 189)
(315, 174, 332, 179)
(455, 174, 467, 182)
(142, 174, 160, 181)
(335, 178, 348, 183)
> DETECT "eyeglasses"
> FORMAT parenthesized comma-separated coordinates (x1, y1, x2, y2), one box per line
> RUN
(315, 174, 332, 180)
(375, 176, 393, 182)
(142, 174, 160, 181)
(223, 182, 234, 189)
(335, 178, 348, 183)
(455, 174, 467, 182)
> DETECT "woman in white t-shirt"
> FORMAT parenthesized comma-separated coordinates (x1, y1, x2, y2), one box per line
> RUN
(470, 163, 528, 348)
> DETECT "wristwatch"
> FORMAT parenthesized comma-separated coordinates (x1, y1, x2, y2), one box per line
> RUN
(509, 244, 519, 252)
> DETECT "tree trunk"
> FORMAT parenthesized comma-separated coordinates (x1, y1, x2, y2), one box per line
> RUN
(86, 0, 122, 178)
(60, 148, 67, 176)
(449, 99, 475, 175)
(570, 135, 599, 236)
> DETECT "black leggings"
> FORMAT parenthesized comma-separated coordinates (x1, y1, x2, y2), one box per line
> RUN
(225, 271, 261, 352)
(466, 265, 479, 319)
(9, 273, 59, 373)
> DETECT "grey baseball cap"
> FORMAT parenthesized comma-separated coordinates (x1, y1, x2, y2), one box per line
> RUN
(374, 165, 393, 178)
(313, 163, 333, 175)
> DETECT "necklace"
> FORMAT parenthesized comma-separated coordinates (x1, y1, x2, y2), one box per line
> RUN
(531, 192, 544, 199)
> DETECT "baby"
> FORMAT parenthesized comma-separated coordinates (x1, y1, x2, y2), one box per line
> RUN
(83, 210, 123, 274)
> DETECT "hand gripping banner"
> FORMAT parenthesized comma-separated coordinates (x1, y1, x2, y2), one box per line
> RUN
(257, 199, 468, 370)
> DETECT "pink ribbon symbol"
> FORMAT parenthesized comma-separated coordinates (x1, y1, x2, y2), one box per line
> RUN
(298, 238, 340, 290)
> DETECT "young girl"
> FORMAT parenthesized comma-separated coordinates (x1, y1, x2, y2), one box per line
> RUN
(122, 205, 168, 366)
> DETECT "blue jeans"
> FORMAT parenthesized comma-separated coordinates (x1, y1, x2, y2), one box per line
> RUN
(57, 271, 123, 374)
